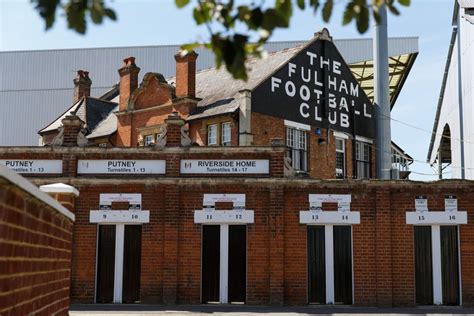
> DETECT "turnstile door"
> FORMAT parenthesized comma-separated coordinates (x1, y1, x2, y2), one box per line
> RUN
(228, 225, 247, 303)
(333, 226, 353, 305)
(414, 226, 433, 305)
(441, 226, 460, 305)
(308, 226, 326, 304)
(122, 225, 142, 303)
(202, 225, 220, 303)
(96, 225, 116, 303)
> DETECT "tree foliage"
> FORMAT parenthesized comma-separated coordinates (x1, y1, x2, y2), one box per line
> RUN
(31, 0, 410, 80)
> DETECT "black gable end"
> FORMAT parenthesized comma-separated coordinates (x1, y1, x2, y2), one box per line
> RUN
(252, 30, 375, 139)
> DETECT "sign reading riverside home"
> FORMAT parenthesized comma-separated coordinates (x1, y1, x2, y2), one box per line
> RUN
(252, 34, 375, 139)
(77, 159, 165, 174)
(180, 159, 269, 174)
(0, 159, 62, 174)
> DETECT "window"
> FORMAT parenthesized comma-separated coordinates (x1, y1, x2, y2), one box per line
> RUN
(207, 124, 217, 146)
(286, 127, 308, 172)
(144, 135, 154, 146)
(221, 122, 231, 146)
(335, 138, 345, 179)
(356, 141, 371, 179)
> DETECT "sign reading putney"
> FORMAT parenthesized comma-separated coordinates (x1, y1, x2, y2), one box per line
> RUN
(252, 34, 375, 139)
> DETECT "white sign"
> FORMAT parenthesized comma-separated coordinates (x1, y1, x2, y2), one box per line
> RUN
(0, 159, 62, 174)
(194, 210, 254, 224)
(203, 194, 245, 208)
(180, 159, 269, 174)
(90, 210, 150, 223)
(445, 195, 458, 212)
(406, 211, 467, 225)
(77, 160, 165, 174)
(309, 194, 351, 212)
(300, 211, 360, 225)
(99, 193, 141, 210)
(415, 195, 428, 212)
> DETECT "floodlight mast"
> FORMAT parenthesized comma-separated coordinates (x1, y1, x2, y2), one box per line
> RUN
(374, 4, 392, 179)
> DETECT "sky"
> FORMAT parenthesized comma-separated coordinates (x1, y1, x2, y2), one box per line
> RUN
(0, 0, 456, 180)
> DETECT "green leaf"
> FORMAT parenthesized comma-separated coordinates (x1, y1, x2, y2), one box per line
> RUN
(297, 0, 305, 10)
(175, 0, 190, 8)
(90, 7, 103, 24)
(387, 4, 400, 15)
(398, 0, 410, 6)
(104, 9, 117, 21)
(342, 3, 355, 25)
(322, 0, 333, 22)
(355, 5, 369, 33)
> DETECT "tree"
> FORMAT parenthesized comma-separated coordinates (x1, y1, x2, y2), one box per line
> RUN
(31, 0, 410, 80)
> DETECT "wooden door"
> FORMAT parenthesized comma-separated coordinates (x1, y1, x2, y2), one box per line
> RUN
(414, 226, 433, 305)
(96, 225, 116, 303)
(441, 226, 460, 305)
(333, 226, 352, 304)
(122, 225, 142, 303)
(202, 225, 220, 303)
(228, 225, 246, 303)
(308, 226, 326, 304)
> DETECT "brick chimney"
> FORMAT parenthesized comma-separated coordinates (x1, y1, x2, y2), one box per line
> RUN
(118, 57, 140, 111)
(61, 114, 84, 147)
(174, 50, 198, 98)
(73, 70, 91, 102)
(165, 111, 185, 147)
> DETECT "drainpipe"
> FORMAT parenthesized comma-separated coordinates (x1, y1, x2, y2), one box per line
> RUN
(456, 10, 466, 179)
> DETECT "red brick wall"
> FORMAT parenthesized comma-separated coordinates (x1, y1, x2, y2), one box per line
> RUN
(0, 175, 74, 315)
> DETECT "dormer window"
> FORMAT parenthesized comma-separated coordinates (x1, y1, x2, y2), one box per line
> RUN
(207, 124, 218, 146)
(221, 122, 231, 146)
(144, 135, 154, 146)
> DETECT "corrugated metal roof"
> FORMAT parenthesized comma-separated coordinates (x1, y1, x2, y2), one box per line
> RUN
(0, 37, 418, 146)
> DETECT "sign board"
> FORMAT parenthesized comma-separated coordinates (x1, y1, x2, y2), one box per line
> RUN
(252, 38, 375, 139)
(203, 194, 246, 208)
(0, 159, 62, 174)
(194, 210, 254, 224)
(406, 211, 467, 225)
(77, 160, 165, 174)
(99, 193, 142, 210)
(415, 195, 428, 212)
(445, 195, 458, 212)
(300, 211, 360, 225)
(90, 210, 150, 223)
(180, 159, 269, 174)
(309, 194, 351, 212)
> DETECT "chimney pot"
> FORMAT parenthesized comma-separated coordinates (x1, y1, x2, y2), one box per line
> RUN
(118, 56, 140, 112)
(73, 69, 92, 102)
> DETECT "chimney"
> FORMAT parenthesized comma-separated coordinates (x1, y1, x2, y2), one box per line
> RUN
(73, 70, 92, 102)
(174, 50, 198, 98)
(118, 57, 140, 111)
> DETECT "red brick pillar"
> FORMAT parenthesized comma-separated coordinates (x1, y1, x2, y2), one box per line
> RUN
(165, 112, 185, 147)
(269, 187, 285, 305)
(61, 114, 84, 147)
(270, 138, 285, 177)
(375, 186, 393, 306)
(39, 183, 79, 311)
(163, 186, 179, 304)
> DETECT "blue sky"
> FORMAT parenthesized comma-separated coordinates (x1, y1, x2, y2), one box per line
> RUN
(0, 0, 455, 180)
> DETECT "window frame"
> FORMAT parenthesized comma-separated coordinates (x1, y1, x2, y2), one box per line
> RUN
(355, 141, 371, 179)
(144, 134, 154, 146)
(285, 126, 309, 172)
(207, 124, 218, 146)
(335, 137, 345, 179)
(221, 122, 232, 146)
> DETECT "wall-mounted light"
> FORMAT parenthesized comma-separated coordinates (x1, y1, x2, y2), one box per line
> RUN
(315, 128, 322, 136)
(318, 138, 326, 145)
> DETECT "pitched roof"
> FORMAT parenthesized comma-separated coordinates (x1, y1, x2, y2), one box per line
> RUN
(39, 96, 117, 134)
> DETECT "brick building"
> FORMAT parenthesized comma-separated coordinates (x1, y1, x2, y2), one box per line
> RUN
(2, 29, 471, 308)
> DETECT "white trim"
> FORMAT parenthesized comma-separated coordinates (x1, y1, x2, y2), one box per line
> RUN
(333, 131, 349, 139)
(113, 224, 125, 304)
(284, 120, 311, 131)
(40, 183, 79, 196)
(0, 165, 75, 221)
(219, 224, 229, 304)
(431, 225, 443, 305)
(355, 136, 374, 144)
(325, 225, 335, 304)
